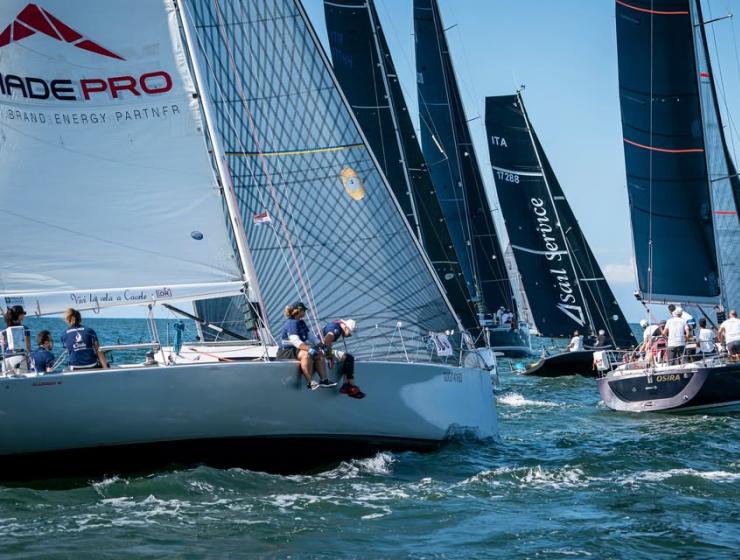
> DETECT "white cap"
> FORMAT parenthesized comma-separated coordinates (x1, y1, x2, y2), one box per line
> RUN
(675, 306, 683, 315)
(639, 319, 648, 328)
(342, 319, 357, 335)
(598, 330, 605, 335)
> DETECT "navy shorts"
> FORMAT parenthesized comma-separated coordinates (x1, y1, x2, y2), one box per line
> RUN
(276, 347, 299, 360)
(728, 340, 740, 356)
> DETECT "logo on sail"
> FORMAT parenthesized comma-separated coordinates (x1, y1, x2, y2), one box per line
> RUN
(0, 4, 124, 60)
(340, 167, 366, 201)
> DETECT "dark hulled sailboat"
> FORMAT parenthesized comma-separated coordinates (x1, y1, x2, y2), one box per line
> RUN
(414, 0, 531, 356)
(598, 0, 740, 412)
(484, 93, 637, 376)
(323, 0, 478, 334)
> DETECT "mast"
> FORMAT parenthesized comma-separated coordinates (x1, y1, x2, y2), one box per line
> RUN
(175, 0, 270, 334)
(517, 91, 597, 337)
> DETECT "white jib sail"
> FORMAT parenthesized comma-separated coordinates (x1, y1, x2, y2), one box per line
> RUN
(0, 0, 244, 315)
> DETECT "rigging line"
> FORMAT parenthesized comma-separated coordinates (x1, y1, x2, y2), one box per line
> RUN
(706, 0, 736, 167)
(210, 0, 322, 333)
(648, 0, 655, 313)
(185, 15, 305, 310)
(367, 1, 424, 241)
(729, 0, 740, 153)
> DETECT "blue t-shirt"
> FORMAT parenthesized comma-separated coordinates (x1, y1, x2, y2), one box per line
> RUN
(323, 321, 344, 342)
(30, 347, 55, 373)
(61, 325, 99, 366)
(280, 319, 310, 349)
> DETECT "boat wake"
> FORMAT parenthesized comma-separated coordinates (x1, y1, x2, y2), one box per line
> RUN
(498, 392, 562, 408)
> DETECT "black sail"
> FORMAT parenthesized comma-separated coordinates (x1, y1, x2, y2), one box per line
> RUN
(615, 0, 720, 303)
(414, 0, 514, 318)
(324, 0, 478, 332)
(485, 95, 636, 348)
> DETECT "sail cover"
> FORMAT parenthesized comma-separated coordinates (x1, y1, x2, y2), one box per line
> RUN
(485, 95, 636, 347)
(323, 0, 478, 333)
(414, 0, 514, 316)
(0, 0, 244, 314)
(615, 0, 720, 304)
(182, 0, 463, 361)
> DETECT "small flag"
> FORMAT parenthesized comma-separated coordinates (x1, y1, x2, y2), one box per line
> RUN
(253, 211, 271, 225)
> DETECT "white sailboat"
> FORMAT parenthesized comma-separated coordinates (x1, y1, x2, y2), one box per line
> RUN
(0, 0, 496, 479)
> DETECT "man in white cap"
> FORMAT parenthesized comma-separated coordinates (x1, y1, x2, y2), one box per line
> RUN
(322, 319, 365, 398)
(662, 308, 690, 365)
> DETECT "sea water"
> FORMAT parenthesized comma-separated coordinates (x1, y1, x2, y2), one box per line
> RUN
(1, 319, 738, 559)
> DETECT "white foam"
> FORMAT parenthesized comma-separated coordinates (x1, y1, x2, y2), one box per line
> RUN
(619, 468, 740, 484)
(459, 465, 594, 489)
(498, 392, 561, 408)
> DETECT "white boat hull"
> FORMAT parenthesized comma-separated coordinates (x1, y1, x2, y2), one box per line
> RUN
(0, 360, 496, 477)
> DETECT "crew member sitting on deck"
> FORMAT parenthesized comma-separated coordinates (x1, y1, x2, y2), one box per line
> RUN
(593, 330, 611, 349)
(61, 308, 109, 370)
(662, 309, 689, 365)
(323, 319, 365, 399)
(567, 331, 584, 352)
(277, 302, 336, 390)
(719, 310, 740, 360)
(30, 330, 55, 374)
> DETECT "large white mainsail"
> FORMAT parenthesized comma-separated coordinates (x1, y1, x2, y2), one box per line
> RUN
(0, 0, 245, 314)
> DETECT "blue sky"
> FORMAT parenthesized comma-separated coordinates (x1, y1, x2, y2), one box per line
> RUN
(303, 0, 740, 321)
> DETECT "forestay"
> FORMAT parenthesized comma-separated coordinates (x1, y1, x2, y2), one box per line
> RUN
(616, 0, 720, 304)
(182, 0, 463, 362)
(414, 0, 513, 317)
(485, 95, 636, 348)
(323, 0, 478, 334)
(0, 0, 244, 315)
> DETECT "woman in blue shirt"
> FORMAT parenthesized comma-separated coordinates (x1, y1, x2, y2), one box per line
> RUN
(61, 308, 109, 370)
(30, 330, 55, 374)
(277, 302, 335, 390)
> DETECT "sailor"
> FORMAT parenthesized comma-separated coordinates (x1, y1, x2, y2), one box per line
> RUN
(697, 318, 717, 357)
(668, 304, 695, 337)
(1, 305, 32, 355)
(567, 330, 584, 352)
(594, 330, 610, 348)
(30, 330, 55, 374)
(662, 309, 689, 365)
(61, 308, 109, 370)
(639, 318, 661, 362)
(501, 309, 513, 325)
(322, 319, 365, 399)
(495, 306, 505, 325)
(277, 301, 336, 390)
(718, 310, 740, 360)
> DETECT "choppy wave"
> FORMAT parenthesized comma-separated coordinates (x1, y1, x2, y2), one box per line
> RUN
(498, 391, 562, 408)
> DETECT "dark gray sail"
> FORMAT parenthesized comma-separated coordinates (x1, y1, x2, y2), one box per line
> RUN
(183, 0, 465, 361)
(485, 94, 636, 348)
(690, 0, 740, 310)
(616, 0, 721, 304)
(414, 0, 514, 319)
(323, 0, 478, 333)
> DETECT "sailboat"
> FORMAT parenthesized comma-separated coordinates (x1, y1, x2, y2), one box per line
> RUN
(0, 0, 497, 480)
(484, 92, 637, 377)
(413, 0, 532, 357)
(323, 0, 479, 337)
(597, 0, 740, 412)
